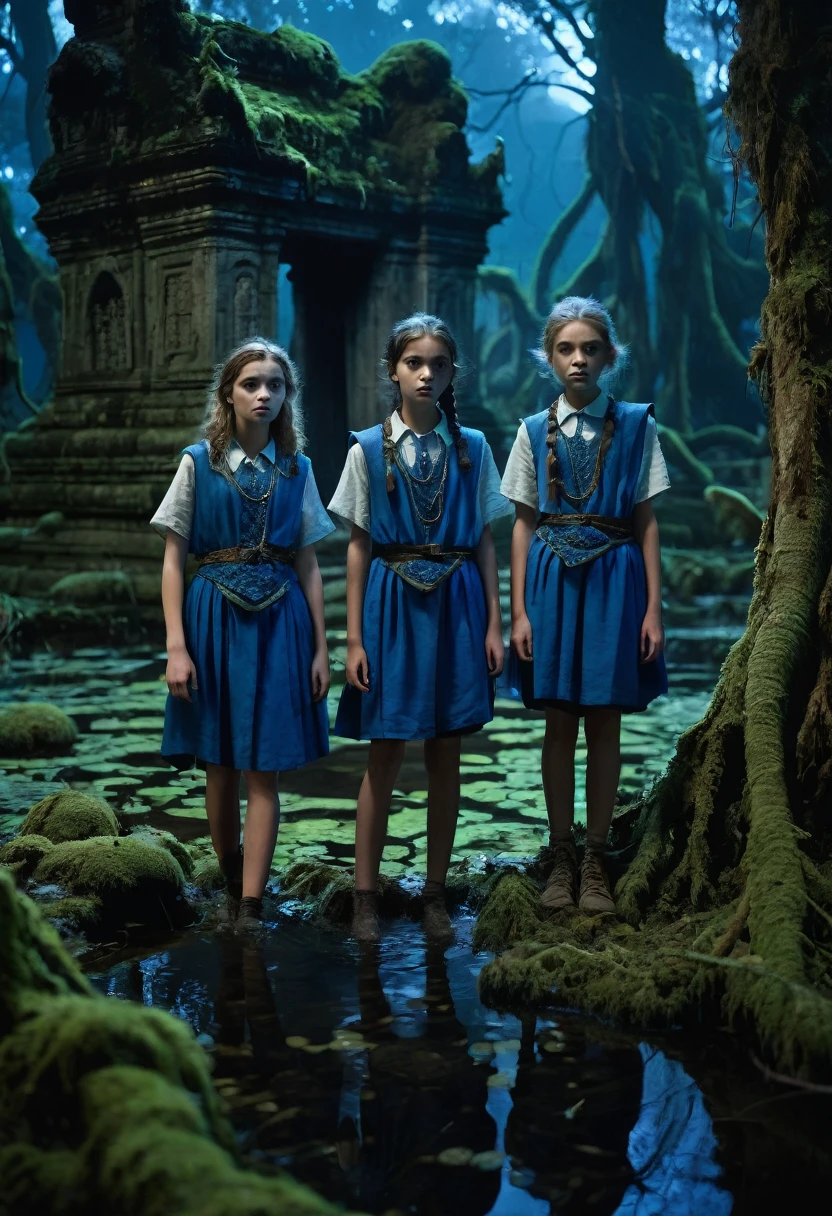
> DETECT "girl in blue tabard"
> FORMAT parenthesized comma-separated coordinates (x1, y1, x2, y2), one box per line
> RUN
(329, 313, 511, 942)
(151, 338, 334, 932)
(501, 297, 669, 917)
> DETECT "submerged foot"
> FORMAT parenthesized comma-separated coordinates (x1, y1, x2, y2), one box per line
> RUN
(234, 895, 264, 934)
(422, 881, 453, 940)
(578, 850, 615, 914)
(540, 840, 577, 911)
(352, 889, 381, 943)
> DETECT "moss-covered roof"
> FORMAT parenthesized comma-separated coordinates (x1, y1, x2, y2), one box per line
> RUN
(45, 0, 504, 207)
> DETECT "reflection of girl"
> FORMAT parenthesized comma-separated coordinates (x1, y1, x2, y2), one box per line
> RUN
(502, 297, 670, 915)
(152, 339, 334, 931)
(505, 1014, 643, 1210)
(340, 944, 501, 1215)
(329, 314, 510, 942)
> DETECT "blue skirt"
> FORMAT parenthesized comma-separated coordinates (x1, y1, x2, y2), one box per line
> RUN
(162, 574, 329, 771)
(504, 536, 668, 713)
(334, 558, 493, 740)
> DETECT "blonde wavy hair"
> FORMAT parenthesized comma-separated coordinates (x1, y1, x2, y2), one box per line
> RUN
(203, 338, 305, 471)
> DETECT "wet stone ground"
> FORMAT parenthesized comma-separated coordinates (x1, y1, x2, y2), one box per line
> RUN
(6, 575, 829, 1214)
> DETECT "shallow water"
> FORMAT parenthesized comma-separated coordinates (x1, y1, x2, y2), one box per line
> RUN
(88, 918, 727, 1215)
(6, 595, 832, 1213)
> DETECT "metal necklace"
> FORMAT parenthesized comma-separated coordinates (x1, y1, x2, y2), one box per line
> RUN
(556, 397, 614, 506)
(221, 452, 277, 503)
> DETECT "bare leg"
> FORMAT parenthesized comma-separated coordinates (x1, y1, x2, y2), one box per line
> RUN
(241, 769, 280, 899)
(354, 740, 406, 891)
(205, 762, 242, 867)
(542, 708, 580, 841)
(424, 735, 462, 884)
(583, 708, 622, 850)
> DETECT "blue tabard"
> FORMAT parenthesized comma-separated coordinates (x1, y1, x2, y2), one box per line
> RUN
(350, 423, 486, 587)
(185, 440, 308, 611)
(523, 399, 652, 564)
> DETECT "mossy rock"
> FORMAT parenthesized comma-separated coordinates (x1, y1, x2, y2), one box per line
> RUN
(48, 570, 135, 605)
(0, 703, 78, 758)
(472, 873, 544, 953)
(33, 836, 188, 935)
(0, 835, 53, 880)
(20, 791, 118, 844)
(192, 855, 224, 894)
(130, 826, 195, 878)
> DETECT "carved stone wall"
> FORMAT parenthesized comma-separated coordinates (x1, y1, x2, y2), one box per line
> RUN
(0, 0, 505, 607)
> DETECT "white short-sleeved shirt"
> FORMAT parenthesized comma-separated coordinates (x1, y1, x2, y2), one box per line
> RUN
(150, 438, 335, 548)
(328, 409, 512, 532)
(500, 395, 670, 509)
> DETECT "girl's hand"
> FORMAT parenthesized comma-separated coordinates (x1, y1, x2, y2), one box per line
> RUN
(311, 649, 330, 703)
(640, 609, 665, 663)
(346, 643, 370, 693)
(167, 647, 198, 701)
(485, 627, 505, 678)
(511, 614, 534, 661)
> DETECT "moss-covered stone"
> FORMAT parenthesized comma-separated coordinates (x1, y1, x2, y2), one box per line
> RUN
(48, 570, 135, 605)
(130, 825, 195, 878)
(0, 834, 53, 880)
(0, 703, 77, 757)
(0, 868, 345, 1214)
(20, 791, 118, 844)
(33, 836, 187, 934)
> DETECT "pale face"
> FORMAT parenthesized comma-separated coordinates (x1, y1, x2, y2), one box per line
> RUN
(548, 320, 615, 395)
(228, 358, 286, 428)
(391, 335, 454, 411)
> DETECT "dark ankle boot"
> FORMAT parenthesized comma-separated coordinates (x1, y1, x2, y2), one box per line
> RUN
(352, 889, 380, 943)
(422, 880, 452, 940)
(235, 895, 264, 933)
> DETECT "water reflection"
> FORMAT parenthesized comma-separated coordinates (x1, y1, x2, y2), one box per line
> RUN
(89, 920, 732, 1215)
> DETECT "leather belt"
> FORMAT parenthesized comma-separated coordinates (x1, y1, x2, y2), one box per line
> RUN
(197, 543, 296, 567)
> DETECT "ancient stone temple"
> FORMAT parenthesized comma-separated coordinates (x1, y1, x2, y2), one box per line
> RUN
(0, 0, 504, 606)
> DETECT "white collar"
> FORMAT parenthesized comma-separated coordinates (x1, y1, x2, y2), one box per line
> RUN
(226, 437, 276, 472)
(390, 407, 453, 446)
(556, 392, 609, 424)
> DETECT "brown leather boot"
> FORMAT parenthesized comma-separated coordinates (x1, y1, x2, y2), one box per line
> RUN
(578, 850, 615, 914)
(540, 839, 577, 910)
(422, 881, 453, 940)
(235, 895, 264, 934)
(352, 889, 381, 943)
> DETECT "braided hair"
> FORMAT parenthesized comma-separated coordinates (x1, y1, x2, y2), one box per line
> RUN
(382, 313, 471, 492)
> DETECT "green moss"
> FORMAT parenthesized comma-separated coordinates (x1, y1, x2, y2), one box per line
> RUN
(472, 874, 544, 953)
(21, 791, 118, 845)
(0, 995, 229, 1150)
(0, 869, 93, 1036)
(196, 37, 259, 147)
(0, 870, 347, 1215)
(365, 40, 455, 103)
(0, 703, 77, 758)
(33, 836, 187, 935)
(192, 855, 225, 894)
(40, 895, 102, 931)
(0, 834, 53, 880)
(130, 826, 195, 878)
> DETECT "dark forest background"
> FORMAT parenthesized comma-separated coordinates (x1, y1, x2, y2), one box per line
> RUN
(0, 0, 765, 456)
